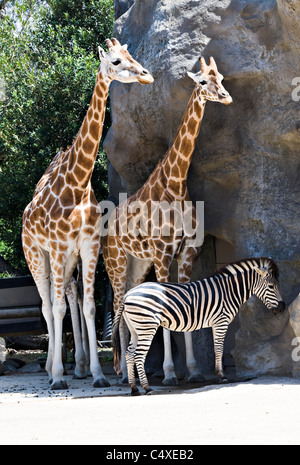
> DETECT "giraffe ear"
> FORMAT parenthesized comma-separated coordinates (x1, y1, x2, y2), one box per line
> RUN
(187, 71, 197, 83)
(122, 44, 128, 51)
(98, 46, 107, 61)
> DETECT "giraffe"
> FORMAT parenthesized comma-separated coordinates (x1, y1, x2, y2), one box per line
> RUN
(102, 56, 233, 385)
(33, 148, 93, 380)
(22, 38, 154, 390)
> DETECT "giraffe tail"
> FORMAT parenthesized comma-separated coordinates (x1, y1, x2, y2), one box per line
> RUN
(112, 302, 125, 375)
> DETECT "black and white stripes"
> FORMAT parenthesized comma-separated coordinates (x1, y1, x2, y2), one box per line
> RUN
(112, 257, 285, 395)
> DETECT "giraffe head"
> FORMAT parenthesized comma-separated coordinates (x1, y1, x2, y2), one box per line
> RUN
(98, 38, 154, 85)
(187, 57, 233, 105)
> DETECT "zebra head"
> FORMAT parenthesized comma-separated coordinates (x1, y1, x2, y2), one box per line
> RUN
(253, 266, 285, 315)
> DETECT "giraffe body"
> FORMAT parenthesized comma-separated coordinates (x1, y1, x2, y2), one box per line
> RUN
(102, 56, 232, 385)
(22, 38, 153, 390)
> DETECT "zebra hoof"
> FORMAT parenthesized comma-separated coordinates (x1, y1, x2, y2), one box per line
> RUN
(188, 374, 205, 383)
(131, 387, 141, 396)
(51, 380, 68, 391)
(145, 388, 154, 395)
(162, 377, 179, 387)
(93, 377, 111, 388)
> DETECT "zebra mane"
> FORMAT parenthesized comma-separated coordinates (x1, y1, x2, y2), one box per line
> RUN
(216, 257, 279, 280)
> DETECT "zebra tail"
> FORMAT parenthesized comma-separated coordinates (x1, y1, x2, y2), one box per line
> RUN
(112, 302, 125, 375)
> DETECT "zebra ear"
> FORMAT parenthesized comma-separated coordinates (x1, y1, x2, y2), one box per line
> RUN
(255, 267, 269, 278)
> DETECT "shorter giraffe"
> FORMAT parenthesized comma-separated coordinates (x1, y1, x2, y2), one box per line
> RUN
(102, 56, 232, 385)
(22, 38, 154, 390)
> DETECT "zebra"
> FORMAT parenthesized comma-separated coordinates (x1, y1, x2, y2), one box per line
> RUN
(112, 257, 285, 395)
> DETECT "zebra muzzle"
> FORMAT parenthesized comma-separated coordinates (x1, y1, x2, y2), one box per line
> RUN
(272, 301, 286, 315)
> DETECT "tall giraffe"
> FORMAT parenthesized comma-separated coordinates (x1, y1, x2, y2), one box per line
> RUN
(102, 56, 233, 385)
(22, 38, 154, 390)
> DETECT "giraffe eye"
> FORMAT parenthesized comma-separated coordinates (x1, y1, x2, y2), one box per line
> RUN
(112, 59, 122, 66)
(200, 80, 207, 85)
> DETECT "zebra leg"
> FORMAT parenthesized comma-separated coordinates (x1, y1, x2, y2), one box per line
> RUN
(212, 324, 229, 383)
(126, 350, 140, 396)
(125, 325, 140, 396)
(135, 329, 159, 395)
(135, 352, 153, 395)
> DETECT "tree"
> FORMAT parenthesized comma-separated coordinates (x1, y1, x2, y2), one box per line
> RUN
(0, 0, 113, 269)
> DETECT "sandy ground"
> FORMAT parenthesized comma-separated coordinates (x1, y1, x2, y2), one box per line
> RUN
(1, 365, 300, 446)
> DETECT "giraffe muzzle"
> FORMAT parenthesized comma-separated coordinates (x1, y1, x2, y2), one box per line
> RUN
(219, 93, 233, 105)
(137, 70, 154, 85)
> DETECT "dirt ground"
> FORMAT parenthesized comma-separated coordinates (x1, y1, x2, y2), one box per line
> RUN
(1, 360, 300, 445)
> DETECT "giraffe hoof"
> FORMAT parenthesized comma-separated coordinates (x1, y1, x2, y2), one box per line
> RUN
(162, 377, 179, 387)
(93, 377, 111, 388)
(51, 380, 68, 390)
(73, 372, 88, 380)
(188, 374, 205, 383)
(121, 376, 129, 384)
(218, 376, 229, 384)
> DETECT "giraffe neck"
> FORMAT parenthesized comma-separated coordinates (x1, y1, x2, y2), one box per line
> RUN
(57, 69, 111, 201)
(161, 87, 206, 197)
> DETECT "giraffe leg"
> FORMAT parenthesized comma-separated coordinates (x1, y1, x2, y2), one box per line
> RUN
(51, 297, 68, 389)
(154, 258, 179, 386)
(161, 329, 178, 386)
(65, 278, 88, 380)
(178, 248, 204, 383)
(22, 240, 54, 383)
(104, 240, 129, 382)
(50, 257, 69, 390)
(80, 240, 110, 388)
(212, 323, 229, 384)
(184, 332, 205, 383)
(126, 255, 153, 290)
(77, 262, 91, 376)
(119, 316, 129, 383)
(51, 251, 83, 390)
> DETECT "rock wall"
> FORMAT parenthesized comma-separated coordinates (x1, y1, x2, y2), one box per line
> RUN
(104, 0, 300, 378)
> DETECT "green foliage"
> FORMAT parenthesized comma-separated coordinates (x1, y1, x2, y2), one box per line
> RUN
(0, 0, 113, 269)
